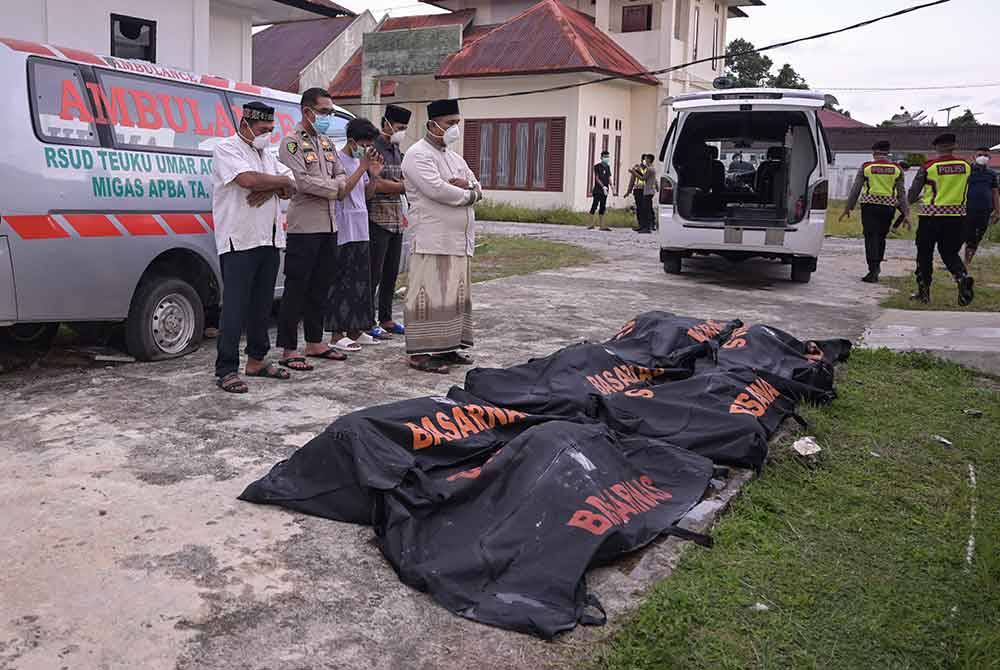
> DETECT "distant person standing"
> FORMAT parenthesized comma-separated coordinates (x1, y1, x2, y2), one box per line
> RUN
(906, 133, 975, 305)
(588, 150, 612, 231)
(627, 155, 656, 233)
(368, 104, 412, 339)
(211, 101, 295, 393)
(400, 98, 482, 374)
(840, 141, 910, 283)
(964, 146, 999, 265)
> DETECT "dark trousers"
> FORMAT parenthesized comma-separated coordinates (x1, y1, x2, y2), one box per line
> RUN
(215, 245, 280, 378)
(964, 210, 992, 250)
(861, 204, 895, 270)
(634, 191, 654, 231)
(632, 189, 644, 228)
(644, 194, 656, 230)
(276, 232, 337, 350)
(369, 223, 403, 324)
(915, 215, 967, 286)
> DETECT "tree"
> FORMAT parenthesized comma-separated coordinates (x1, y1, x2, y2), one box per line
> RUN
(725, 38, 773, 88)
(949, 109, 980, 128)
(768, 63, 808, 89)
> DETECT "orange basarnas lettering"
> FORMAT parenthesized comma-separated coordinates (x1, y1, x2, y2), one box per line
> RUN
(729, 377, 780, 417)
(566, 475, 674, 536)
(585, 364, 667, 396)
(686, 320, 726, 343)
(406, 403, 529, 449)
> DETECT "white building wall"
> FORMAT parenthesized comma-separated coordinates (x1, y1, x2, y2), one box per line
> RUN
(0, 0, 258, 82)
(455, 74, 584, 209)
(299, 12, 376, 93)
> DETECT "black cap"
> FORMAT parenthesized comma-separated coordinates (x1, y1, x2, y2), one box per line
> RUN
(600, 150, 610, 157)
(932, 132, 957, 147)
(384, 104, 411, 125)
(242, 101, 274, 122)
(427, 98, 460, 119)
(872, 140, 891, 152)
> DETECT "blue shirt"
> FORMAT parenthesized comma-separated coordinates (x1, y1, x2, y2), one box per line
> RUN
(968, 165, 998, 212)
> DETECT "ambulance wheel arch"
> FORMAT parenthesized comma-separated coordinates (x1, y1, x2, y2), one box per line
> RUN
(124, 248, 216, 360)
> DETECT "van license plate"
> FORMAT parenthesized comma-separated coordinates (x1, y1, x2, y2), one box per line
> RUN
(724, 227, 743, 244)
(765, 229, 785, 246)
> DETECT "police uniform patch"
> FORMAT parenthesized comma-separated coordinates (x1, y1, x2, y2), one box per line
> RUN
(325, 152, 335, 161)
(304, 152, 317, 164)
(287, 141, 298, 155)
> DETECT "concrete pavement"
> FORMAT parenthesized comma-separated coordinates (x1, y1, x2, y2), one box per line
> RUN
(0, 224, 991, 670)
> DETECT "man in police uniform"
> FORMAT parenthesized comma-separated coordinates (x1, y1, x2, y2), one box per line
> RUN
(840, 141, 910, 282)
(275, 87, 348, 368)
(906, 132, 975, 305)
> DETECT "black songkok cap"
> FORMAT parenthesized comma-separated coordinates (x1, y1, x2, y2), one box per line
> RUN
(427, 98, 460, 119)
(932, 132, 957, 147)
(243, 101, 274, 122)
(384, 104, 412, 124)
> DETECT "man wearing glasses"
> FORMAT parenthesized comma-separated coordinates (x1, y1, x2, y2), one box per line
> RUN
(276, 87, 348, 369)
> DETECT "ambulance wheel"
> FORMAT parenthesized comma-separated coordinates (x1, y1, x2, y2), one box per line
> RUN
(790, 260, 813, 283)
(662, 252, 683, 275)
(126, 277, 204, 361)
(0, 323, 59, 350)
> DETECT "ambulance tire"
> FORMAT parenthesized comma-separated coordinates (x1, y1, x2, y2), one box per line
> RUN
(662, 252, 683, 275)
(126, 277, 204, 361)
(790, 260, 813, 284)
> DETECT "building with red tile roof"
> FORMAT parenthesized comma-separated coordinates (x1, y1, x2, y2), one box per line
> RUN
(326, 0, 763, 210)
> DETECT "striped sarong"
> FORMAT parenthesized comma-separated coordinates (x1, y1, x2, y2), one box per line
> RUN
(405, 253, 473, 356)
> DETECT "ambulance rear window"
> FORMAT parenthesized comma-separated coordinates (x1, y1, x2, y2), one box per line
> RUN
(28, 59, 100, 147)
(93, 69, 232, 155)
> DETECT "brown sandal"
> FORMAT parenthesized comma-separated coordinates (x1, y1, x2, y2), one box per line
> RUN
(306, 347, 347, 361)
(245, 363, 291, 380)
(279, 356, 314, 371)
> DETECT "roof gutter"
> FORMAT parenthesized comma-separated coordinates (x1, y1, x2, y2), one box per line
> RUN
(270, 0, 352, 19)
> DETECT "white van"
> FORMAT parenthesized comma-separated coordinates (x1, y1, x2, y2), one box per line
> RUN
(0, 37, 352, 358)
(657, 88, 833, 283)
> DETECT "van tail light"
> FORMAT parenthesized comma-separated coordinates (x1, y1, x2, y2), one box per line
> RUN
(810, 180, 829, 210)
(659, 177, 674, 205)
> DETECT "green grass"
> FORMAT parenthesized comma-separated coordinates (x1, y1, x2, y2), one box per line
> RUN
(396, 233, 598, 290)
(881, 253, 1000, 312)
(590, 349, 1000, 670)
(475, 199, 638, 228)
(825, 200, 1000, 245)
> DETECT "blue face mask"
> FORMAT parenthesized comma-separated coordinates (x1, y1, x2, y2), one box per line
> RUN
(311, 110, 333, 135)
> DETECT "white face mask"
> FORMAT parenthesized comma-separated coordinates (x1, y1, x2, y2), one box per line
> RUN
(432, 120, 460, 145)
(975, 155, 990, 166)
(390, 130, 406, 145)
(242, 120, 271, 150)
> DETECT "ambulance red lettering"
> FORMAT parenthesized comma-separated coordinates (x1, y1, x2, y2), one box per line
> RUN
(566, 475, 674, 536)
(84, 83, 134, 126)
(130, 89, 162, 129)
(59, 80, 92, 122)
(215, 102, 236, 137)
(159, 95, 190, 133)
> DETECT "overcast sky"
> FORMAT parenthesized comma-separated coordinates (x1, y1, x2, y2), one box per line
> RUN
(338, 0, 999, 127)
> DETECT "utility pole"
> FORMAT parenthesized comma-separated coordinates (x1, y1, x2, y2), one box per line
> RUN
(938, 105, 959, 125)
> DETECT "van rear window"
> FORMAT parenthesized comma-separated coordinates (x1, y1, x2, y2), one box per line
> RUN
(92, 70, 231, 154)
(29, 60, 100, 146)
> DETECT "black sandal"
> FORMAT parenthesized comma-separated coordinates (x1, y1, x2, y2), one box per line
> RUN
(245, 363, 291, 380)
(409, 355, 450, 374)
(442, 351, 475, 366)
(217, 372, 249, 394)
(278, 356, 314, 371)
(306, 347, 347, 361)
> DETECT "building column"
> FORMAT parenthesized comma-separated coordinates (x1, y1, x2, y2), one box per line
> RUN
(360, 73, 381, 124)
(191, 0, 210, 75)
(595, 0, 611, 32)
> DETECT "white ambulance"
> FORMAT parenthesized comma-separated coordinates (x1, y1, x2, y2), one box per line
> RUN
(657, 88, 834, 283)
(0, 37, 352, 358)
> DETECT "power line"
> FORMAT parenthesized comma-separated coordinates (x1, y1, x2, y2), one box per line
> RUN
(820, 82, 1000, 92)
(352, 0, 954, 105)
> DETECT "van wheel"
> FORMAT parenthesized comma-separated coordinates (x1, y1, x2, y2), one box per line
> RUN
(663, 252, 683, 275)
(0, 323, 59, 350)
(791, 261, 813, 283)
(126, 277, 204, 361)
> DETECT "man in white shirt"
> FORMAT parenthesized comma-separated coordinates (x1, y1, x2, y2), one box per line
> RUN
(211, 101, 295, 393)
(400, 98, 482, 374)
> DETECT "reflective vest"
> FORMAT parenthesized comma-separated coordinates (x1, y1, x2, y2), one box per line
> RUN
(859, 161, 901, 206)
(921, 157, 970, 216)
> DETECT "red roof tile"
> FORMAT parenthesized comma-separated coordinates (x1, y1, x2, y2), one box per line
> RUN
(327, 10, 476, 99)
(437, 0, 657, 84)
(817, 108, 870, 129)
(253, 17, 355, 93)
